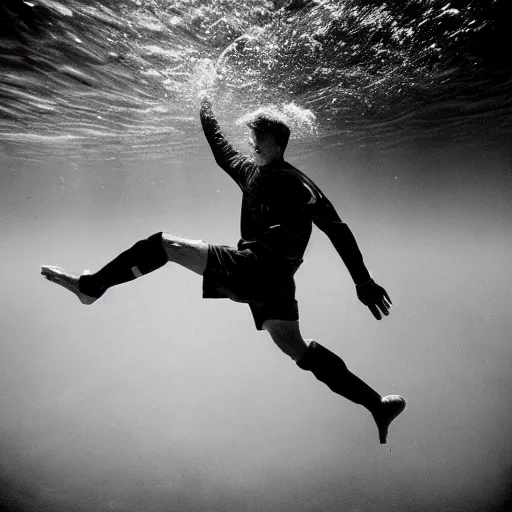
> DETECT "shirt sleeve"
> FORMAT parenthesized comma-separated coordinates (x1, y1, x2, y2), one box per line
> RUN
(200, 102, 252, 190)
(304, 179, 372, 285)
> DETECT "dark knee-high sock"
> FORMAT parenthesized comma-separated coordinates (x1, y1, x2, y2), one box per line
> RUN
(297, 341, 381, 413)
(78, 232, 168, 298)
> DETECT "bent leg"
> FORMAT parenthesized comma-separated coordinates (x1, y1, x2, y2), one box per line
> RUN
(263, 319, 308, 361)
(264, 319, 405, 443)
(264, 319, 381, 409)
(79, 232, 209, 296)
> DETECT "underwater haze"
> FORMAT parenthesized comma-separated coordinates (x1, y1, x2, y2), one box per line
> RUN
(1, 1, 512, 511)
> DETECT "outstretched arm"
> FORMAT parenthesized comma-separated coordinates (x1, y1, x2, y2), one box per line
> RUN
(311, 198, 392, 320)
(199, 96, 250, 188)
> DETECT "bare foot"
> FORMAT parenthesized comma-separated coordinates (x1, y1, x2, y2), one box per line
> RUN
(372, 395, 406, 444)
(41, 266, 98, 305)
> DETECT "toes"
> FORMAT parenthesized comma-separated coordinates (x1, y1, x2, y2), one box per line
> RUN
(41, 266, 59, 277)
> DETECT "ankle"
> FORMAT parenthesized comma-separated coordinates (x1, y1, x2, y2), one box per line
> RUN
(78, 274, 104, 298)
(367, 394, 384, 415)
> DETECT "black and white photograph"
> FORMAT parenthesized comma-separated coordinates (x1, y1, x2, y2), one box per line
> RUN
(1, 1, 511, 511)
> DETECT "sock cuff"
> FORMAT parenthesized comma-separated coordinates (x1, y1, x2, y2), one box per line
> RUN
(78, 274, 105, 299)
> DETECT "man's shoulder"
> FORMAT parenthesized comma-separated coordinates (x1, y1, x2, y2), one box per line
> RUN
(280, 160, 304, 176)
(279, 162, 324, 203)
(280, 161, 318, 185)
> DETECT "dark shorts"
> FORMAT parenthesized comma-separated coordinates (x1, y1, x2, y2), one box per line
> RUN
(202, 243, 299, 330)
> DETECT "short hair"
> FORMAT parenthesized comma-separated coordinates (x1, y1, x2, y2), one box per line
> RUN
(247, 113, 291, 150)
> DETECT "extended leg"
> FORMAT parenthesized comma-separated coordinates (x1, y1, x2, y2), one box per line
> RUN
(263, 319, 406, 444)
(41, 232, 208, 304)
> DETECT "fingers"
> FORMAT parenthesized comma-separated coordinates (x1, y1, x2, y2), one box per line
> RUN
(368, 294, 392, 320)
(369, 303, 390, 320)
(41, 266, 59, 279)
(199, 93, 213, 108)
(368, 304, 382, 320)
(377, 286, 392, 315)
(380, 296, 391, 315)
(200, 94, 211, 106)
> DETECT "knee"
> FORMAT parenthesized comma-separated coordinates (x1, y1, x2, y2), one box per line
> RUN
(130, 232, 168, 272)
(132, 232, 164, 250)
(147, 232, 164, 246)
(268, 331, 308, 362)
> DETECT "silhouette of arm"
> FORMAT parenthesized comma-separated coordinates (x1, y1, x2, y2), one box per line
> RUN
(298, 175, 371, 284)
(313, 203, 372, 285)
(200, 97, 251, 189)
(306, 182, 392, 319)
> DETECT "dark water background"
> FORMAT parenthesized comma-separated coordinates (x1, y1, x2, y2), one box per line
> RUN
(1, 1, 512, 511)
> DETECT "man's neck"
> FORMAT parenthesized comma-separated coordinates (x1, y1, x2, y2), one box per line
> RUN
(258, 156, 285, 170)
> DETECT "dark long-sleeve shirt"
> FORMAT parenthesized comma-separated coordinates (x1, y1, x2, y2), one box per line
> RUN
(200, 102, 371, 284)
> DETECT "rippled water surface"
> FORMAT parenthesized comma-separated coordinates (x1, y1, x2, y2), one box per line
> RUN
(1, 0, 511, 158)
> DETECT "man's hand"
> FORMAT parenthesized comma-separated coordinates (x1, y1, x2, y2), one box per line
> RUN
(199, 91, 212, 109)
(356, 278, 392, 320)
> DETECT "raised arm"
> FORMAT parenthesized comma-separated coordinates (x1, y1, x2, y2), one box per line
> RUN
(307, 187, 392, 320)
(200, 97, 250, 189)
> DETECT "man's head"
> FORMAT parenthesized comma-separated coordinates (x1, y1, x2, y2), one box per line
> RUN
(247, 113, 291, 167)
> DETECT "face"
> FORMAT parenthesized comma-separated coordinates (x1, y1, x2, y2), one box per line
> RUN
(249, 131, 283, 167)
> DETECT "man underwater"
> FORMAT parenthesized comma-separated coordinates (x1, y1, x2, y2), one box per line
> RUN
(42, 95, 405, 444)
